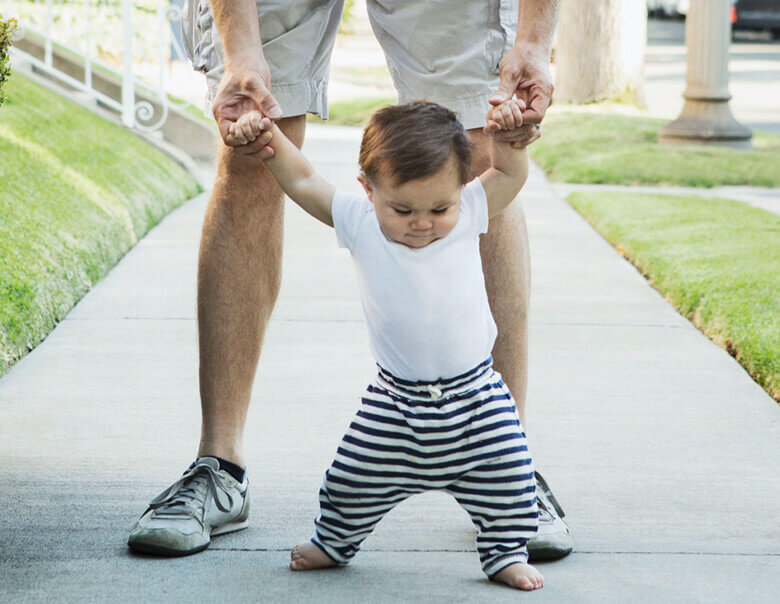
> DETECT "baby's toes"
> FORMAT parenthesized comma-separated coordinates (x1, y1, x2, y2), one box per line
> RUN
(289, 550, 306, 570)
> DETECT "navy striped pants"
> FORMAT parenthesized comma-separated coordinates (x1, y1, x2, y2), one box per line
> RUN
(311, 358, 538, 578)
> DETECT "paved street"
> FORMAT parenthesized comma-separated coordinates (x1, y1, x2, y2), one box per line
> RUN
(1, 125, 778, 601)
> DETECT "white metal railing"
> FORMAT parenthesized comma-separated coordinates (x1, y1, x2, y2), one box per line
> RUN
(4, 0, 195, 132)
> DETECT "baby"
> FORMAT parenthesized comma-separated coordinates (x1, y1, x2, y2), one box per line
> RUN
(230, 100, 542, 590)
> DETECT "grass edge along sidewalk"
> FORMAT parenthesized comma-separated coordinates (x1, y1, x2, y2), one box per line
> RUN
(568, 191, 779, 403)
(531, 107, 780, 188)
(0, 74, 202, 378)
(322, 100, 780, 187)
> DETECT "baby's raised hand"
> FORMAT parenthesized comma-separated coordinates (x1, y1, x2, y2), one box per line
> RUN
(484, 99, 526, 134)
(226, 111, 274, 149)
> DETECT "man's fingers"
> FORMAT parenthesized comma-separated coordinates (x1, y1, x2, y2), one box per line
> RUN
(488, 83, 515, 105)
(243, 82, 282, 120)
(262, 99, 283, 120)
(230, 137, 272, 155)
(520, 106, 545, 125)
(491, 123, 540, 144)
(488, 71, 520, 106)
(233, 72, 282, 120)
(511, 127, 541, 148)
(491, 129, 535, 143)
(211, 63, 283, 148)
(258, 95, 283, 120)
(521, 83, 554, 125)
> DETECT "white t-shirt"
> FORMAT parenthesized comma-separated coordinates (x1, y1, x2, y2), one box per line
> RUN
(331, 177, 497, 381)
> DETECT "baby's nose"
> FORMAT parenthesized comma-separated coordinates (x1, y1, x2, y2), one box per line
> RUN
(411, 217, 433, 230)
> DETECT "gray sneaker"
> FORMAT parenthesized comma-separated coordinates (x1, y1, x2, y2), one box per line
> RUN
(527, 471, 573, 561)
(128, 457, 250, 556)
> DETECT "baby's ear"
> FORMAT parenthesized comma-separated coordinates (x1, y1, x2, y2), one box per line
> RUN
(357, 173, 374, 202)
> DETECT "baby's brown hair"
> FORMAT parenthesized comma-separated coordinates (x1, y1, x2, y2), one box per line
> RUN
(359, 101, 472, 186)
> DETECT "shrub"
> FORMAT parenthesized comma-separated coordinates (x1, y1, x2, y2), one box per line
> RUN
(0, 13, 19, 106)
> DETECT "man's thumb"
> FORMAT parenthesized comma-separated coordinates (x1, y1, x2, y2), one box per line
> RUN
(488, 78, 517, 106)
(255, 91, 282, 119)
(260, 97, 282, 120)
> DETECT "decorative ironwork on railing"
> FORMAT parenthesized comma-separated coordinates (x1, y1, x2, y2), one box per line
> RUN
(4, 0, 197, 132)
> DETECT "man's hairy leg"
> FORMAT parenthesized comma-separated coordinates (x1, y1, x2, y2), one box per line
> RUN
(197, 115, 306, 466)
(468, 128, 531, 427)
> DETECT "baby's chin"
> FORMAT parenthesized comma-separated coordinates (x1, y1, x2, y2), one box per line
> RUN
(398, 236, 439, 248)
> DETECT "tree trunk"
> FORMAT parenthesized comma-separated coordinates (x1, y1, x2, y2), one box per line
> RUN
(555, 0, 647, 105)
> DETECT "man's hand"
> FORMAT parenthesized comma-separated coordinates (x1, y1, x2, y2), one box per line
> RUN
(483, 98, 541, 149)
(227, 111, 275, 157)
(485, 98, 525, 133)
(486, 43, 554, 148)
(212, 61, 283, 156)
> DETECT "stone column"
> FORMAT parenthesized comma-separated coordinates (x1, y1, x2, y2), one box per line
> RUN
(659, 0, 752, 148)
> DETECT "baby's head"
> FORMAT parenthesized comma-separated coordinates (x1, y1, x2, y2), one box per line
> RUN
(358, 102, 472, 248)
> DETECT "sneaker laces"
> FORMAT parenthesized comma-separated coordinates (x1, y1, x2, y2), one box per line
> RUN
(148, 461, 234, 517)
(534, 471, 566, 522)
(536, 492, 556, 523)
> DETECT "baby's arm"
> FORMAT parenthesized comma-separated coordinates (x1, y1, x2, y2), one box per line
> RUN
(230, 112, 336, 226)
(479, 100, 531, 218)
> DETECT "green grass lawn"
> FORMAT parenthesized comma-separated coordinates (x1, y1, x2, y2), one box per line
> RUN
(532, 107, 780, 187)
(0, 74, 202, 377)
(317, 100, 780, 187)
(308, 96, 396, 127)
(568, 191, 779, 402)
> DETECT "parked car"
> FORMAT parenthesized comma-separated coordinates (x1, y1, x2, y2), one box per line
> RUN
(647, 0, 690, 17)
(731, 0, 780, 38)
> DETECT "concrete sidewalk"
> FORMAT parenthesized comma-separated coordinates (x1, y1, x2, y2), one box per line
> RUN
(1, 124, 778, 602)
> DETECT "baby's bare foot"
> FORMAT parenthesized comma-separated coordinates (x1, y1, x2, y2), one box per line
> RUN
(493, 562, 544, 590)
(289, 542, 337, 571)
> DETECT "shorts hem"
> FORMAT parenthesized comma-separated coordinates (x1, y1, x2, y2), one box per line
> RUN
(205, 79, 330, 121)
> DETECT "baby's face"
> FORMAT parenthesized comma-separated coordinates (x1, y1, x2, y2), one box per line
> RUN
(359, 156, 462, 249)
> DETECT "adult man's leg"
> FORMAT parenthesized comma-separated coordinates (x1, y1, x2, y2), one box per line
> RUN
(127, 117, 306, 556)
(468, 128, 572, 561)
(197, 116, 305, 466)
(466, 130, 532, 427)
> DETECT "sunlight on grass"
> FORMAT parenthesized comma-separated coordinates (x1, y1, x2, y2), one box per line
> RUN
(0, 74, 201, 376)
(531, 107, 780, 187)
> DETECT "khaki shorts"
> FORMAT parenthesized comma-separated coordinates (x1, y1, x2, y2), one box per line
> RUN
(181, 0, 517, 130)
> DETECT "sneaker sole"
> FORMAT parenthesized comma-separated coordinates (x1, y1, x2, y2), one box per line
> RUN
(528, 544, 573, 562)
(127, 519, 249, 557)
(128, 540, 212, 557)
